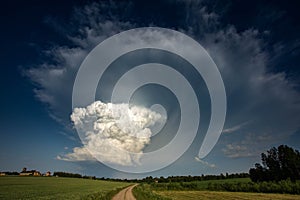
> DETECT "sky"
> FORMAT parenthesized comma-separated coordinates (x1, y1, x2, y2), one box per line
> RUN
(1, 0, 300, 178)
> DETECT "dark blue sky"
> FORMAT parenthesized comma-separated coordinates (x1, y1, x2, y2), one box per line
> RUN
(1, 0, 300, 178)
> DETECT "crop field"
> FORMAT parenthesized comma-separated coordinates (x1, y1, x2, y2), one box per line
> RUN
(150, 178, 251, 191)
(0, 176, 131, 199)
(156, 191, 300, 200)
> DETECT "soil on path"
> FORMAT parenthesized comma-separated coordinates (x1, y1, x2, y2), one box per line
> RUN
(112, 184, 138, 200)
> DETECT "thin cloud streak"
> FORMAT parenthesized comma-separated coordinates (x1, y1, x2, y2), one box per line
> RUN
(195, 157, 216, 168)
(222, 121, 250, 134)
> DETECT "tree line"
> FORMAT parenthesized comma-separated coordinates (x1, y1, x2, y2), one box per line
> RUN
(53, 171, 96, 179)
(140, 173, 249, 183)
(49, 172, 249, 183)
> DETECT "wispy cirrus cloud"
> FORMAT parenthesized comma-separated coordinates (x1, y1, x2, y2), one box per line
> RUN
(26, 2, 135, 126)
(222, 121, 250, 134)
(201, 27, 300, 158)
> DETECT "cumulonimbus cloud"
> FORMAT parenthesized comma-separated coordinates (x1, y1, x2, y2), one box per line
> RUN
(58, 101, 165, 166)
(27, 1, 300, 167)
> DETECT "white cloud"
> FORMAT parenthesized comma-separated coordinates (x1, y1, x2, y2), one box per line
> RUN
(222, 144, 253, 158)
(57, 147, 95, 161)
(58, 101, 165, 166)
(194, 157, 216, 168)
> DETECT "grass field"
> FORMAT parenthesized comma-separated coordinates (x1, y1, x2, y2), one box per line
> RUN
(0, 176, 131, 199)
(156, 191, 300, 200)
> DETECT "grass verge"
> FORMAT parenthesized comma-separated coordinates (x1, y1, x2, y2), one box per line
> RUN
(132, 184, 171, 200)
(82, 185, 131, 200)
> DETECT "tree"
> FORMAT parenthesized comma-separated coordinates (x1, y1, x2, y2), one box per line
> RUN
(249, 145, 300, 182)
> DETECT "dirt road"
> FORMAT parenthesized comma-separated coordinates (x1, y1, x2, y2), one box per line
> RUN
(112, 184, 138, 200)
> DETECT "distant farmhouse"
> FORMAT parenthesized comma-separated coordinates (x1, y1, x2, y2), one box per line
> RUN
(19, 167, 41, 176)
(0, 168, 51, 176)
(44, 171, 51, 176)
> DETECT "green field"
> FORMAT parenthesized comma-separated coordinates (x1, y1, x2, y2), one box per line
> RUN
(135, 178, 300, 200)
(0, 176, 131, 199)
(157, 191, 300, 200)
(2, 176, 300, 200)
(151, 178, 251, 191)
